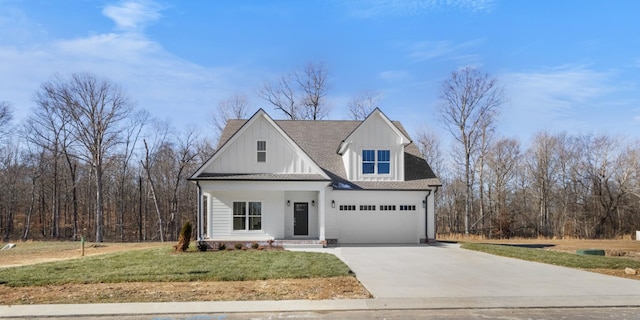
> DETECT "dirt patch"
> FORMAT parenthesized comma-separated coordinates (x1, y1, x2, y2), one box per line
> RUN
(0, 276, 370, 305)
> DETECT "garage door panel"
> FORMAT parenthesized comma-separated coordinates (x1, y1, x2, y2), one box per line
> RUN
(338, 211, 418, 243)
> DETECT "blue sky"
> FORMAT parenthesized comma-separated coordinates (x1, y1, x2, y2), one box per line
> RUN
(1, 0, 639, 144)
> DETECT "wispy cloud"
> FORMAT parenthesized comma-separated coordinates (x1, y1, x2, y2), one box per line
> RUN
(500, 65, 619, 137)
(408, 38, 484, 64)
(102, 0, 165, 32)
(344, 0, 495, 18)
(378, 70, 409, 81)
(0, 0, 250, 130)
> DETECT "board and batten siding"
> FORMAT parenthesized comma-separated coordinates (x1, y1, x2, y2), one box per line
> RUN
(341, 114, 406, 181)
(204, 116, 321, 174)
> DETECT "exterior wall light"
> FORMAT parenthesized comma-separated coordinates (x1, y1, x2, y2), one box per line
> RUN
(331, 200, 335, 208)
(311, 200, 316, 206)
(287, 200, 291, 206)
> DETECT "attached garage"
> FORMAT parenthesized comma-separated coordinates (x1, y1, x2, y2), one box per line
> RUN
(334, 200, 423, 244)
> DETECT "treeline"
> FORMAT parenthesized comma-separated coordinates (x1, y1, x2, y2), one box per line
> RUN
(423, 68, 640, 239)
(0, 73, 214, 242)
(1, 67, 637, 242)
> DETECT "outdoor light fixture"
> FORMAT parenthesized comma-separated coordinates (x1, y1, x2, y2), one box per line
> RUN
(422, 200, 426, 208)
(287, 200, 291, 206)
(331, 200, 335, 208)
(312, 200, 316, 206)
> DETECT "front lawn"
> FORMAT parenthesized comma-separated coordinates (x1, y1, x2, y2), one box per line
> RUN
(0, 247, 352, 287)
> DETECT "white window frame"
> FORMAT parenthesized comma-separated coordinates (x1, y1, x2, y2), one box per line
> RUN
(232, 201, 262, 231)
(257, 140, 266, 163)
(362, 149, 391, 175)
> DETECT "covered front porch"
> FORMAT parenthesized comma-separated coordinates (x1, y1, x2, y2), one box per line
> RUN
(195, 180, 330, 244)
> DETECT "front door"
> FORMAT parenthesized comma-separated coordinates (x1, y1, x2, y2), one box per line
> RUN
(293, 202, 309, 236)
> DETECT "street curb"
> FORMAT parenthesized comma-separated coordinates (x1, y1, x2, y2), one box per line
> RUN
(3, 296, 640, 318)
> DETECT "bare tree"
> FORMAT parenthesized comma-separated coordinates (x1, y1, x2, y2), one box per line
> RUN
(0, 101, 13, 139)
(210, 94, 250, 138)
(36, 73, 135, 242)
(296, 61, 330, 120)
(258, 61, 330, 120)
(257, 73, 299, 119)
(415, 127, 446, 179)
(438, 67, 503, 235)
(348, 90, 382, 120)
(486, 137, 521, 237)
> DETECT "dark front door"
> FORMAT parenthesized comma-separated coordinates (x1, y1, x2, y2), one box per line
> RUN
(294, 202, 309, 236)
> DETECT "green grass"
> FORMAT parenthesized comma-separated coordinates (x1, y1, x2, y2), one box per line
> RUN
(461, 242, 640, 269)
(0, 247, 352, 287)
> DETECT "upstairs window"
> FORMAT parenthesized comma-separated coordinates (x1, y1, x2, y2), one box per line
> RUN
(378, 150, 390, 174)
(362, 150, 375, 174)
(257, 140, 266, 162)
(362, 149, 391, 175)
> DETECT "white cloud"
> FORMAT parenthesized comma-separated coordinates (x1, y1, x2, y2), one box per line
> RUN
(102, 0, 164, 32)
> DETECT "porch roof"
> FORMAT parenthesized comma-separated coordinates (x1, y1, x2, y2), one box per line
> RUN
(191, 173, 329, 181)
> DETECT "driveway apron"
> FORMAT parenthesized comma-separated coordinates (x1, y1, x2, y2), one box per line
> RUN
(332, 243, 640, 299)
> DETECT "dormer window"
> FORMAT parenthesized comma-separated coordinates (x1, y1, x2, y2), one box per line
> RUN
(362, 149, 390, 174)
(257, 140, 266, 162)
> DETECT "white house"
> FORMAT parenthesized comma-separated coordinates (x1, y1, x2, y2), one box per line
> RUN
(189, 108, 441, 245)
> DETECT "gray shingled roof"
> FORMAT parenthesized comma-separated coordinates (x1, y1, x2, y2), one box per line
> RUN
(199, 118, 441, 190)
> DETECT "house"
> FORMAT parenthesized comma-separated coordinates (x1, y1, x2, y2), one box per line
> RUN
(189, 108, 441, 245)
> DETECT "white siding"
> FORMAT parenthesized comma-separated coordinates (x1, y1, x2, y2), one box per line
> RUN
(341, 113, 406, 181)
(204, 190, 285, 241)
(203, 116, 321, 175)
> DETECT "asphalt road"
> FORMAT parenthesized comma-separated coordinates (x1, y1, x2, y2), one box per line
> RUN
(4, 307, 639, 320)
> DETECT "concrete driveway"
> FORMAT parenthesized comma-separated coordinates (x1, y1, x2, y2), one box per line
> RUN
(291, 243, 640, 307)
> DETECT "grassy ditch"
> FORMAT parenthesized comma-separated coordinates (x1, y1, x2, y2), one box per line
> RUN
(461, 242, 640, 270)
(0, 247, 352, 287)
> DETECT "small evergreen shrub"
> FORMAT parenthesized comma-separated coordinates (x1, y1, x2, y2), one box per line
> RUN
(217, 243, 226, 251)
(251, 242, 259, 249)
(234, 242, 243, 250)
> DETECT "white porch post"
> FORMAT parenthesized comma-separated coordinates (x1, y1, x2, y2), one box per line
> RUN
(318, 187, 326, 241)
(196, 182, 203, 241)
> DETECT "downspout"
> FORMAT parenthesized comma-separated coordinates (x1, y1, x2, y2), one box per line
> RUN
(425, 189, 432, 243)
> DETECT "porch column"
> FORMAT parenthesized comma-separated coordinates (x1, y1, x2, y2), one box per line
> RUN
(196, 182, 203, 241)
(318, 187, 326, 241)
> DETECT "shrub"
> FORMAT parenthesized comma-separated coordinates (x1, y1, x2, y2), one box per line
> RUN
(174, 221, 192, 252)
(234, 242, 244, 250)
(251, 242, 259, 249)
(197, 241, 208, 252)
(217, 243, 226, 251)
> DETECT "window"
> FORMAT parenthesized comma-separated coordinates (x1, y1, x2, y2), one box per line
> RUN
(399, 205, 416, 211)
(360, 205, 376, 211)
(233, 201, 262, 231)
(362, 150, 375, 174)
(378, 150, 390, 174)
(362, 149, 391, 174)
(339, 205, 356, 211)
(257, 140, 266, 162)
(380, 205, 396, 211)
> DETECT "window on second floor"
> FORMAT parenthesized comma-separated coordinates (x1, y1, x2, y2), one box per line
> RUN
(362, 149, 390, 175)
(257, 140, 266, 162)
